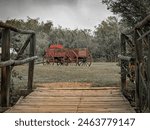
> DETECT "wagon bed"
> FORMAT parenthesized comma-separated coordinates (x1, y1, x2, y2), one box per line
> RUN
(43, 46, 92, 66)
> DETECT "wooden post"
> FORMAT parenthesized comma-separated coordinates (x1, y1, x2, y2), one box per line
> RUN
(1, 29, 11, 107)
(134, 29, 142, 112)
(120, 33, 126, 93)
(27, 34, 36, 92)
(148, 35, 150, 111)
(137, 40, 143, 112)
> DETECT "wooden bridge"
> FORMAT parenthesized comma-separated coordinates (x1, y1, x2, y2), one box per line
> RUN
(1, 15, 150, 113)
(6, 83, 134, 113)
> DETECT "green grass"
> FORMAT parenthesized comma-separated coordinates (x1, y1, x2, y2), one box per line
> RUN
(13, 62, 121, 88)
(0, 62, 121, 106)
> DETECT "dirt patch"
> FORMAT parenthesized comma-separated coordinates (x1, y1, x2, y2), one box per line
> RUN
(35, 82, 92, 89)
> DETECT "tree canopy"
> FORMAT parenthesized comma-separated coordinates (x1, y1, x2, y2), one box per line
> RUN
(94, 16, 120, 61)
(102, 0, 150, 26)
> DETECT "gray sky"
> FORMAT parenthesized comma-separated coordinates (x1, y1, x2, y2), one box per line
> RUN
(0, 0, 114, 30)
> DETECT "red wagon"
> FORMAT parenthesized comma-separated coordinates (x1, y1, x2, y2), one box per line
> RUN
(43, 44, 92, 66)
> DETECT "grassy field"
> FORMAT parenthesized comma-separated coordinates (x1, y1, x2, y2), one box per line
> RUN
(13, 62, 121, 88)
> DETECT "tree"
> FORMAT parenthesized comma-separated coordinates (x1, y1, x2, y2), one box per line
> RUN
(43, 20, 53, 34)
(102, 0, 150, 26)
(94, 16, 120, 61)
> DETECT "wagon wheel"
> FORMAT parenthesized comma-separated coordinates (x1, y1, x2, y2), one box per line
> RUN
(64, 58, 69, 66)
(56, 60, 62, 66)
(43, 56, 49, 65)
(48, 56, 55, 65)
(78, 58, 87, 66)
(86, 53, 92, 66)
(43, 56, 54, 65)
(61, 58, 69, 66)
(56, 57, 64, 66)
(78, 54, 92, 66)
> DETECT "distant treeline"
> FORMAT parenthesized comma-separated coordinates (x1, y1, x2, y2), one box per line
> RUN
(0, 16, 123, 62)
(1, 0, 149, 62)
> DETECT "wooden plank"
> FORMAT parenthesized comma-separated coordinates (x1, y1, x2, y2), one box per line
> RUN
(6, 86, 134, 113)
(26, 94, 121, 98)
(33, 89, 120, 93)
(18, 102, 80, 106)
(28, 90, 120, 95)
(7, 106, 133, 113)
(29, 92, 120, 97)
(78, 108, 133, 113)
(7, 105, 132, 112)
(35, 86, 120, 90)
(1, 29, 11, 107)
(6, 108, 77, 113)
(21, 98, 80, 102)
(15, 102, 131, 106)
(24, 96, 124, 100)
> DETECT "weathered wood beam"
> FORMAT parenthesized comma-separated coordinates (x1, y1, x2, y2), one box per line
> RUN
(0, 60, 14, 67)
(1, 29, 11, 107)
(28, 34, 36, 92)
(16, 35, 32, 59)
(148, 36, 150, 111)
(124, 15, 150, 35)
(134, 29, 144, 112)
(15, 56, 37, 66)
(135, 15, 150, 29)
(0, 56, 38, 67)
(122, 33, 134, 47)
(118, 54, 135, 61)
(137, 30, 149, 46)
(0, 22, 35, 34)
(120, 34, 127, 93)
(137, 30, 150, 41)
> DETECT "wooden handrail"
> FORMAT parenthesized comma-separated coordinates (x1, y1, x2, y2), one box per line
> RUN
(0, 22, 35, 34)
(118, 54, 135, 61)
(123, 15, 150, 35)
(0, 56, 38, 67)
(135, 15, 150, 29)
(0, 25, 36, 107)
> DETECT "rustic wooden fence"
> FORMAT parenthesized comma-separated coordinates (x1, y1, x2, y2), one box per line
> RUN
(119, 15, 150, 112)
(0, 22, 37, 108)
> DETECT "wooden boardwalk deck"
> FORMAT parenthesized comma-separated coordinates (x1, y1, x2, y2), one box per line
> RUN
(6, 84, 134, 113)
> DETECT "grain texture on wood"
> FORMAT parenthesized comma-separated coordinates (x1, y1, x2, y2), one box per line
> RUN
(1, 29, 11, 107)
(6, 84, 134, 113)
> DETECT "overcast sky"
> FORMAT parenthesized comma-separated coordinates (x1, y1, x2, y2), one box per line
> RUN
(0, 0, 114, 30)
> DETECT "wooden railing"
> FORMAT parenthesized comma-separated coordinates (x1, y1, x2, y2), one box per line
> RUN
(0, 22, 37, 107)
(119, 15, 150, 112)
